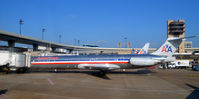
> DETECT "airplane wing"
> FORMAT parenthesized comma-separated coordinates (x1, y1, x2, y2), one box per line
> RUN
(78, 64, 120, 70)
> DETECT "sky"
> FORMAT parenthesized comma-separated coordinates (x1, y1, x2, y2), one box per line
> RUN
(0, 0, 199, 48)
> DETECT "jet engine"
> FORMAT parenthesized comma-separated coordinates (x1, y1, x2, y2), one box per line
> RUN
(130, 58, 159, 66)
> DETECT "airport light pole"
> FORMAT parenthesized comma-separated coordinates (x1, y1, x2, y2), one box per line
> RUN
(77, 40, 80, 46)
(42, 28, 45, 40)
(74, 39, 76, 45)
(59, 34, 62, 43)
(19, 19, 24, 35)
(124, 37, 127, 48)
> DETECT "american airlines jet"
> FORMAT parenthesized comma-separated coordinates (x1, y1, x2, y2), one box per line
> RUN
(132, 43, 150, 54)
(31, 37, 193, 75)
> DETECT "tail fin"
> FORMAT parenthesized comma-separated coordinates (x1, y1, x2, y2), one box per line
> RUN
(138, 43, 150, 54)
(132, 49, 138, 54)
(151, 37, 183, 56)
(132, 43, 150, 54)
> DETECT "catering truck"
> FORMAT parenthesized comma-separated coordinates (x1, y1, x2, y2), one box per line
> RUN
(168, 60, 190, 69)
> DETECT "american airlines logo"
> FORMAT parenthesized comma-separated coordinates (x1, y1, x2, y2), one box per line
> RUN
(37, 57, 58, 60)
(139, 49, 146, 54)
(161, 44, 172, 52)
(133, 49, 138, 54)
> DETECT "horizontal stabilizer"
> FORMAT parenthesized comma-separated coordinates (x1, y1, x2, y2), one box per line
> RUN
(152, 35, 198, 56)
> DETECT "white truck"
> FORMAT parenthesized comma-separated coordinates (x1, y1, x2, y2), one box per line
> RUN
(0, 51, 31, 73)
(168, 60, 190, 69)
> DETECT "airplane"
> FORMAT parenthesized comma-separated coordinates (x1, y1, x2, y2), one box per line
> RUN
(132, 49, 138, 54)
(30, 37, 193, 75)
(132, 43, 150, 54)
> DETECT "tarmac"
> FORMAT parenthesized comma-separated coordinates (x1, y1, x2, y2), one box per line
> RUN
(0, 69, 199, 99)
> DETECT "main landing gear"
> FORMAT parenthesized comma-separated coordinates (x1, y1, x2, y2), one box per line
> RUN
(99, 70, 107, 76)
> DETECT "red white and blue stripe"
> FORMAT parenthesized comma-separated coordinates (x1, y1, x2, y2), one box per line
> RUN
(31, 56, 130, 65)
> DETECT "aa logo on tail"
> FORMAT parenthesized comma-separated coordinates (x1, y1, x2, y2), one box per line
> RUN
(139, 49, 146, 54)
(161, 44, 172, 52)
(133, 49, 138, 54)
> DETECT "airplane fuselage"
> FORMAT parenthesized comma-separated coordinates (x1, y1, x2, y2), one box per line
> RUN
(31, 54, 162, 70)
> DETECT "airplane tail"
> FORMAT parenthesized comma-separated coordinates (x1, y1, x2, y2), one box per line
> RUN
(132, 43, 150, 54)
(151, 37, 184, 56)
(132, 49, 138, 54)
(138, 43, 150, 54)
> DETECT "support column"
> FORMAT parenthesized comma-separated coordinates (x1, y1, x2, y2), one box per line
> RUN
(8, 40, 15, 47)
(46, 44, 52, 51)
(33, 44, 38, 51)
(68, 49, 73, 54)
(51, 47, 56, 52)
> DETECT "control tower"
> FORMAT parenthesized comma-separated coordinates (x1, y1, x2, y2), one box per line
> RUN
(167, 20, 185, 53)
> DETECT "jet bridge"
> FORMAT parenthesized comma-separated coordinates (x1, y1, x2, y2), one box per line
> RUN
(0, 51, 31, 72)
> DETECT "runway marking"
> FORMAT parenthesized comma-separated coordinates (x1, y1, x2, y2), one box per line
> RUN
(70, 85, 189, 94)
(47, 78, 54, 85)
(187, 74, 199, 77)
(1, 94, 8, 98)
(35, 93, 81, 99)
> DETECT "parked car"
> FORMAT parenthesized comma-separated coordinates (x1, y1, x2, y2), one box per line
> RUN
(192, 65, 199, 71)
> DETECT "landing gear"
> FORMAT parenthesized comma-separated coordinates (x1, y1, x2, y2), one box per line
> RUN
(0, 66, 29, 74)
(99, 70, 107, 76)
(0, 66, 10, 74)
(16, 67, 29, 73)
